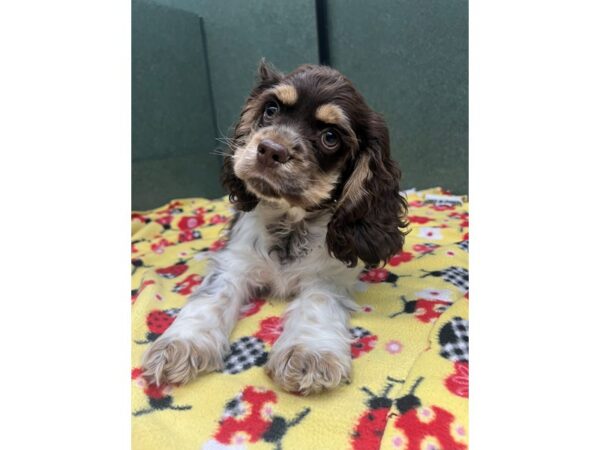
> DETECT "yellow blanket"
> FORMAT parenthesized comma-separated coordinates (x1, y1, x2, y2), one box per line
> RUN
(132, 188, 469, 450)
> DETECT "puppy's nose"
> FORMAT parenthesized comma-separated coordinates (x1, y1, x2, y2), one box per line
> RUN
(257, 139, 290, 167)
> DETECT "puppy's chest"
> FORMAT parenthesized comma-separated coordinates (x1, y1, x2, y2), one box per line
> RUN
(265, 219, 314, 265)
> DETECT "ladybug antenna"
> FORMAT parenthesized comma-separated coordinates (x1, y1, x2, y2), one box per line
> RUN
(286, 407, 310, 427)
(132, 407, 154, 417)
(408, 377, 425, 395)
(360, 386, 377, 398)
(169, 404, 192, 411)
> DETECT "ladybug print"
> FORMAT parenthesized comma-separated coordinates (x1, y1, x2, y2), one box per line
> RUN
(391, 377, 467, 450)
(131, 257, 152, 275)
(132, 213, 151, 223)
(222, 336, 268, 375)
(155, 215, 173, 232)
(239, 298, 267, 318)
(208, 214, 229, 225)
(172, 274, 202, 295)
(389, 295, 451, 323)
(155, 259, 191, 279)
(360, 267, 405, 286)
(349, 326, 378, 359)
(131, 368, 191, 416)
(135, 308, 180, 344)
(439, 317, 469, 363)
(254, 316, 283, 345)
(202, 386, 310, 450)
(388, 251, 414, 266)
(421, 266, 469, 292)
(412, 243, 440, 258)
(351, 378, 401, 450)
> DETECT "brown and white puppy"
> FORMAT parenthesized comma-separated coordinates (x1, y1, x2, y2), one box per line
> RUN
(142, 61, 408, 395)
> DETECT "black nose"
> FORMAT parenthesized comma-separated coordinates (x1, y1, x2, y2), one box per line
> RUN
(257, 139, 290, 167)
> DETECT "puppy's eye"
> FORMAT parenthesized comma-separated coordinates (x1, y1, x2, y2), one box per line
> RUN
(263, 101, 279, 120)
(321, 128, 341, 150)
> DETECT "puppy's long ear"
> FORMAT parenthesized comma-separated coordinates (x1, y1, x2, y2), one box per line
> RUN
(326, 112, 409, 267)
(221, 59, 283, 211)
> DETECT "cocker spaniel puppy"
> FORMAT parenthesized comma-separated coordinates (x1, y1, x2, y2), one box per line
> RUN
(143, 61, 408, 395)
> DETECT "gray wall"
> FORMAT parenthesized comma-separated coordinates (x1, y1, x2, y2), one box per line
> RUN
(132, 0, 468, 209)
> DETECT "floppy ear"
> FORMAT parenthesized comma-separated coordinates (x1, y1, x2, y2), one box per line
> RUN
(221, 59, 283, 211)
(326, 112, 409, 267)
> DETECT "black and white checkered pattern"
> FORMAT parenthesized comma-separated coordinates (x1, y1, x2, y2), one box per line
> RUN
(439, 317, 469, 362)
(457, 240, 469, 252)
(223, 336, 267, 374)
(350, 326, 372, 339)
(423, 266, 469, 292)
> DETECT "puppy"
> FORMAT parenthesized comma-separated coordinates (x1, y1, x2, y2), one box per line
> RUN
(142, 61, 408, 395)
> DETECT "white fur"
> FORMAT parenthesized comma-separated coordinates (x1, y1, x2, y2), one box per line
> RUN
(142, 200, 361, 394)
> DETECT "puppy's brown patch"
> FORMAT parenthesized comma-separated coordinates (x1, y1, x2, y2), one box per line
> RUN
(315, 103, 349, 127)
(272, 84, 298, 106)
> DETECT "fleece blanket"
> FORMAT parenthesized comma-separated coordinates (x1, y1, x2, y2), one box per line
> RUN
(131, 187, 469, 450)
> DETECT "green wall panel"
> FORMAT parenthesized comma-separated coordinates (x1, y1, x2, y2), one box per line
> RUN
(151, 0, 320, 135)
(132, 0, 222, 208)
(327, 0, 468, 194)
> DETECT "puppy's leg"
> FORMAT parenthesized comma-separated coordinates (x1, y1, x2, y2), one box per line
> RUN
(142, 262, 250, 385)
(265, 285, 356, 395)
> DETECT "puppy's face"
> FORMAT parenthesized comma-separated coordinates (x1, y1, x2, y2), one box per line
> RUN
(223, 62, 408, 267)
(231, 65, 361, 209)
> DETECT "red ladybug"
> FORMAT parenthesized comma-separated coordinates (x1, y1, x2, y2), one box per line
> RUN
(351, 378, 401, 450)
(392, 377, 467, 450)
(155, 259, 190, 279)
(151, 238, 173, 254)
(135, 308, 180, 343)
(360, 268, 404, 286)
(131, 367, 191, 416)
(209, 214, 229, 225)
(155, 215, 173, 232)
(388, 251, 414, 266)
(389, 296, 451, 323)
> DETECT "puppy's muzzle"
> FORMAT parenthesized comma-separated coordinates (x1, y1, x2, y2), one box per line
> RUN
(257, 139, 290, 168)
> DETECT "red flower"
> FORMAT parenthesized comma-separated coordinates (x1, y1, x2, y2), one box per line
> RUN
(173, 274, 202, 295)
(254, 316, 283, 345)
(209, 239, 227, 252)
(445, 362, 469, 398)
(408, 215, 432, 224)
(151, 238, 173, 254)
(177, 215, 205, 231)
(389, 251, 414, 266)
(178, 229, 202, 242)
(240, 298, 266, 318)
(209, 214, 229, 225)
(351, 334, 378, 358)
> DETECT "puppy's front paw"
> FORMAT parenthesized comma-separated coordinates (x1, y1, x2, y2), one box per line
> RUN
(142, 334, 225, 385)
(265, 344, 351, 395)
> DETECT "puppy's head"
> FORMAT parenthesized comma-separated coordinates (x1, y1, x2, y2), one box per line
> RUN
(222, 60, 408, 267)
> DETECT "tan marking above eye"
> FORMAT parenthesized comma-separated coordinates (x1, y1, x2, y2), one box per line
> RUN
(315, 103, 349, 126)
(272, 84, 298, 106)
